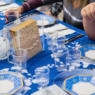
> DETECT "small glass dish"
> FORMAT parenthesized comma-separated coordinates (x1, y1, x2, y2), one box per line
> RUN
(53, 69, 95, 94)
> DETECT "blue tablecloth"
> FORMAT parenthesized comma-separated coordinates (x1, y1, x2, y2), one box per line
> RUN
(0, 1, 95, 95)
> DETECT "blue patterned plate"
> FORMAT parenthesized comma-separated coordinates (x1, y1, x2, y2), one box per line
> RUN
(80, 44, 95, 61)
(64, 74, 95, 95)
(31, 14, 56, 26)
(0, 72, 23, 95)
(53, 69, 95, 95)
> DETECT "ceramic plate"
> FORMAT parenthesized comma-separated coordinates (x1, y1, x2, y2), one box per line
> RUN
(31, 14, 56, 26)
(0, 72, 23, 95)
(64, 74, 95, 95)
(0, 0, 13, 6)
(53, 69, 95, 95)
(80, 44, 95, 61)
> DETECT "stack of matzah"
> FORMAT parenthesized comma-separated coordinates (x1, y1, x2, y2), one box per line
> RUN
(10, 19, 42, 59)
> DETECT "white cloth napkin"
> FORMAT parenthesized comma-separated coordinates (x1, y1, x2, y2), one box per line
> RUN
(32, 84, 68, 95)
(39, 23, 75, 37)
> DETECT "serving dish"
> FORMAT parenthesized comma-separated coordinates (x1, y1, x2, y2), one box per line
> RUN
(0, 72, 23, 95)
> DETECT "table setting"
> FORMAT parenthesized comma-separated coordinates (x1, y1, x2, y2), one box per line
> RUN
(20, 11, 95, 95)
(28, 11, 95, 95)
(0, 2, 95, 94)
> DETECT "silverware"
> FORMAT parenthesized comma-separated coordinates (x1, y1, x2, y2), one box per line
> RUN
(55, 28, 69, 32)
(64, 34, 84, 44)
(47, 28, 69, 33)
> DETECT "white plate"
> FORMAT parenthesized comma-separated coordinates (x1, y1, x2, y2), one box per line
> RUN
(80, 44, 95, 61)
(63, 74, 95, 95)
(0, 72, 23, 95)
(0, 0, 13, 6)
(31, 14, 56, 26)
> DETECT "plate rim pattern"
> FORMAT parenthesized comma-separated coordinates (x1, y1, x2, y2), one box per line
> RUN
(63, 74, 95, 95)
(0, 71, 23, 95)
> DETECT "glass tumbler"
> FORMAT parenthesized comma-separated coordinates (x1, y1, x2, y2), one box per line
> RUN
(32, 66, 50, 90)
(8, 49, 28, 70)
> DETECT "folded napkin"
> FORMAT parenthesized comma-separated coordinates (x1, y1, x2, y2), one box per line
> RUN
(39, 23, 67, 35)
(39, 23, 75, 37)
(32, 84, 68, 95)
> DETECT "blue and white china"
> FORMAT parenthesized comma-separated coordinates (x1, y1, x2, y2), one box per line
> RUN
(64, 74, 95, 95)
(53, 69, 95, 95)
(0, 72, 23, 95)
(80, 44, 95, 61)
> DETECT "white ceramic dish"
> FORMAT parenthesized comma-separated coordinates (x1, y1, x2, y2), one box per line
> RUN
(0, 72, 23, 95)
(0, 0, 13, 6)
(31, 14, 56, 26)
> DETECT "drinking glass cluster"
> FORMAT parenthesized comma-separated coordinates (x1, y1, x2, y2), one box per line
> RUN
(45, 31, 82, 72)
